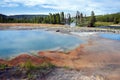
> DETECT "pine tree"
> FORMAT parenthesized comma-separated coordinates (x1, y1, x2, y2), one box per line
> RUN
(53, 14, 56, 24)
(0, 16, 3, 23)
(113, 17, 118, 24)
(56, 13, 60, 24)
(67, 13, 71, 25)
(60, 12, 65, 24)
(89, 11, 96, 27)
(49, 13, 52, 24)
(80, 13, 83, 24)
(76, 11, 80, 25)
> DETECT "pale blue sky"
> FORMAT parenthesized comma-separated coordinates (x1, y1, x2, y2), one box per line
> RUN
(0, 0, 120, 15)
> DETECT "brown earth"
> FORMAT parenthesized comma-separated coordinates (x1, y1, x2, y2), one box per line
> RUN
(0, 23, 65, 27)
(0, 59, 7, 64)
(8, 54, 45, 66)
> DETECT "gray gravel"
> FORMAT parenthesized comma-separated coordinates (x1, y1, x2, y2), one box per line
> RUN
(46, 68, 105, 80)
(1, 26, 120, 34)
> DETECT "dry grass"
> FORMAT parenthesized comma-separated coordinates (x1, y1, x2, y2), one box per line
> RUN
(95, 22, 114, 26)
(0, 23, 65, 27)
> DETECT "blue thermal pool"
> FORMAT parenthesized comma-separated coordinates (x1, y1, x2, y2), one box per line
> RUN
(99, 33, 120, 40)
(0, 30, 84, 58)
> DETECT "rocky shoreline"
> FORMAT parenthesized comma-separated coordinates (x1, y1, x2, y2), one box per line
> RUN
(48, 27, 120, 34)
(0, 26, 120, 34)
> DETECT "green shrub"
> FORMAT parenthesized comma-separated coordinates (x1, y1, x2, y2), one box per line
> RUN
(0, 64, 7, 69)
(20, 60, 55, 70)
(27, 73, 34, 79)
(63, 66, 71, 69)
(78, 21, 89, 27)
(20, 60, 35, 70)
(36, 62, 55, 69)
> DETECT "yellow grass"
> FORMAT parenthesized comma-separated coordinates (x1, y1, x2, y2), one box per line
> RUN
(0, 23, 65, 27)
(95, 22, 114, 26)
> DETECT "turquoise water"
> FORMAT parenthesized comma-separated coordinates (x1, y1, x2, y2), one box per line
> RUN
(0, 30, 83, 58)
(100, 33, 120, 41)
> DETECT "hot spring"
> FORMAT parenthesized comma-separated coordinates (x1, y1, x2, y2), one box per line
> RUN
(0, 30, 84, 58)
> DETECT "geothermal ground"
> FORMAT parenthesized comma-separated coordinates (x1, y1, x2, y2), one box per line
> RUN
(0, 31, 120, 80)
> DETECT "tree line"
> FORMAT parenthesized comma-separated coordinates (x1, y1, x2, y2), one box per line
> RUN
(75, 11, 96, 27)
(75, 11, 120, 27)
(0, 12, 71, 25)
(0, 11, 120, 27)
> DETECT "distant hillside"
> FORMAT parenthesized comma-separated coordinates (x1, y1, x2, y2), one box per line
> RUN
(0, 14, 48, 23)
(0, 14, 48, 19)
(0, 14, 7, 18)
(96, 12, 120, 23)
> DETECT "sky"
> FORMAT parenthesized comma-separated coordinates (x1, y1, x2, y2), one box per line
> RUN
(0, 0, 120, 16)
